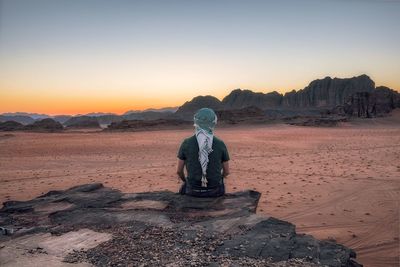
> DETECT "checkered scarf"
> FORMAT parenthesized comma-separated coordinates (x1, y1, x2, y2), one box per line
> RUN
(195, 127, 214, 187)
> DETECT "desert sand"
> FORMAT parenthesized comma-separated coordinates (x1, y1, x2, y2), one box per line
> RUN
(0, 115, 399, 267)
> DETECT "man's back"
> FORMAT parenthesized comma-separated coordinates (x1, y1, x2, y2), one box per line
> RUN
(178, 135, 229, 189)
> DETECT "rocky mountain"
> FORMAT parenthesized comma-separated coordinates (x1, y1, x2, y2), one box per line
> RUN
(123, 111, 173, 121)
(0, 121, 25, 131)
(175, 95, 223, 119)
(53, 115, 73, 124)
(282, 75, 375, 108)
(222, 89, 282, 109)
(85, 112, 116, 117)
(106, 119, 190, 131)
(1, 112, 50, 120)
(216, 106, 266, 124)
(124, 107, 178, 115)
(0, 115, 35, 125)
(173, 74, 397, 121)
(94, 114, 123, 125)
(2, 75, 398, 125)
(64, 116, 101, 128)
(23, 118, 64, 132)
(340, 86, 400, 118)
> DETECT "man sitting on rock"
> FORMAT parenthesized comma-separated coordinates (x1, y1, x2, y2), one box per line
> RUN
(177, 108, 230, 197)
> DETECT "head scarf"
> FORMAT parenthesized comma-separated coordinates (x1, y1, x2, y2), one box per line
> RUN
(194, 108, 217, 187)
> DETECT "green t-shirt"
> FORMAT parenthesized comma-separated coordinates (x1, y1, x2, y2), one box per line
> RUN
(177, 135, 230, 189)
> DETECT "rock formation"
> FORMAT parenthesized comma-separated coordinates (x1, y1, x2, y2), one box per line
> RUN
(0, 184, 361, 267)
(0, 115, 35, 125)
(53, 115, 73, 124)
(341, 86, 400, 118)
(2, 75, 398, 126)
(173, 75, 397, 121)
(216, 106, 267, 124)
(64, 116, 101, 128)
(222, 89, 282, 109)
(23, 118, 64, 132)
(123, 111, 173, 121)
(106, 119, 191, 131)
(0, 121, 25, 131)
(282, 75, 375, 108)
(175, 96, 223, 119)
(95, 115, 124, 126)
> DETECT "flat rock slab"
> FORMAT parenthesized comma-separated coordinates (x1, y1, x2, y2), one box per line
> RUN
(0, 183, 362, 267)
(0, 228, 110, 267)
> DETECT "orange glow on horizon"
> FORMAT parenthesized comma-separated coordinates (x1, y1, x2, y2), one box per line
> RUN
(1, 80, 399, 116)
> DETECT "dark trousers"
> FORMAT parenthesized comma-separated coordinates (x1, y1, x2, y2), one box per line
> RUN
(179, 182, 225, 197)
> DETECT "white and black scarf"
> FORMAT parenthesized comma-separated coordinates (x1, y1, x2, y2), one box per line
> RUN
(195, 127, 214, 187)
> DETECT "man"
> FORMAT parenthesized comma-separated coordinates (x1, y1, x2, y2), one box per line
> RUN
(177, 108, 230, 197)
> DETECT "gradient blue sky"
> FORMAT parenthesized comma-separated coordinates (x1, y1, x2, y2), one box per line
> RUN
(0, 0, 399, 114)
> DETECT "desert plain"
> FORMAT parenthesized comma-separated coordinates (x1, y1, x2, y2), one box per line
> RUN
(0, 112, 399, 267)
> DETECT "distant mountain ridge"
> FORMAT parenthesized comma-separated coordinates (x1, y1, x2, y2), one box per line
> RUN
(1, 74, 399, 125)
(175, 74, 399, 118)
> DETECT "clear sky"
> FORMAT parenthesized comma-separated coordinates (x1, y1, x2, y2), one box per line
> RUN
(0, 0, 399, 115)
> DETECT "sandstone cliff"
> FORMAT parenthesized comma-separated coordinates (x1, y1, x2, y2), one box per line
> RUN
(175, 95, 223, 119)
(282, 75, 375, 108)
(222, 89, 282, 109)
(341, 86, 400, 118)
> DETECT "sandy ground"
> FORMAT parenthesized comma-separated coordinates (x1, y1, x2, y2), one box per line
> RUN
(0, 115, 399, 267)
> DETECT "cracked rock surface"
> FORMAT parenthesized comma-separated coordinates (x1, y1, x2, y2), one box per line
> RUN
(0, 183, 362, 266)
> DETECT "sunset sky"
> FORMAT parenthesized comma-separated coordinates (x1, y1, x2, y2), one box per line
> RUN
(0, 0, 399, 115)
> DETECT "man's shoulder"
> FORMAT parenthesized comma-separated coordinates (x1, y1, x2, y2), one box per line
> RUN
(213, 136, 226, 147)
(182, 135, 197, 145)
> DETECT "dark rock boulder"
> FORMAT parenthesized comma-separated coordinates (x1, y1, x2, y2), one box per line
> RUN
(0, 121, 24, 131)
(23, 118, 64, 132)
(64, 115, 101, 128)
(222, 89, 282, 109)
(0, 183, 362, 267)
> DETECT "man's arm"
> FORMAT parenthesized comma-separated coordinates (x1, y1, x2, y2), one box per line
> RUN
(177, 159, 186, 182)
(222, 161, 230, 177)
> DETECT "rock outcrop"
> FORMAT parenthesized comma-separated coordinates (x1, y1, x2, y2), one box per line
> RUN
(282, 75, 375, 108)
(64, 116, 101, 128)
(23, 118, 64, 132)
(175, 95, 223, 120)
(0, 183, 362, 267)
(106, 119, 191, 131)
(222, 89, 282, 109)
(216, 106, 267, 124)
(0, 121, 24, 131)
(341, 86, 400, 118)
